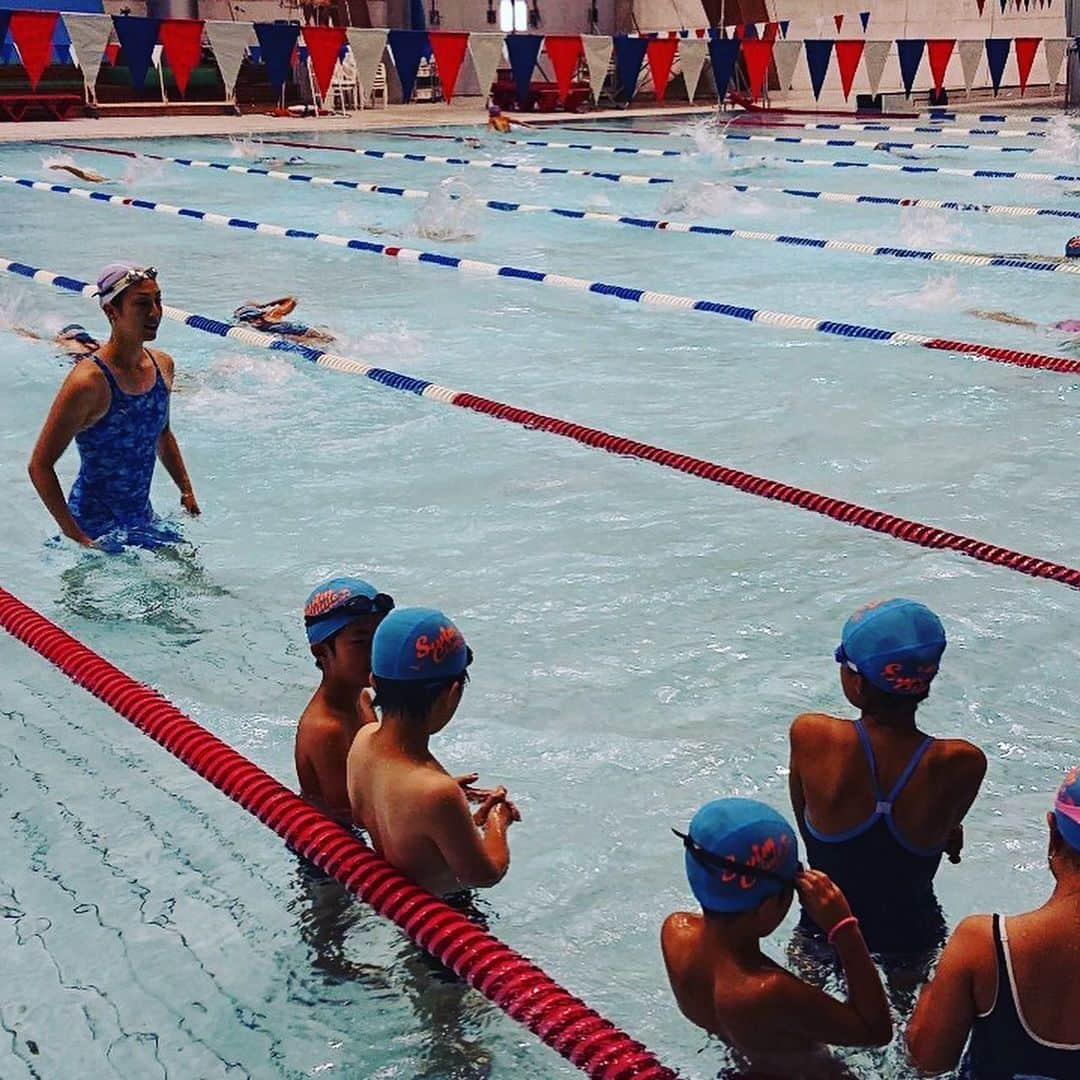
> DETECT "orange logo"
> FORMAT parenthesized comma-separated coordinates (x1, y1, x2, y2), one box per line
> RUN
(721, 832, 792, 891)
(304, 587, 351, 619)
(414, 624, 465, 667)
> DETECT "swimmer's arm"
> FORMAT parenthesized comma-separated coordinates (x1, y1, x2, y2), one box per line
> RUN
(297, 724, 356, 825)
(426, 782, 511, 889)
(27, 363, 105, 545)
(906, 916, 986, 1073)
(787, 714, 817, 840)
(942, 744, 987, 862)
(153, 352, 199, 514)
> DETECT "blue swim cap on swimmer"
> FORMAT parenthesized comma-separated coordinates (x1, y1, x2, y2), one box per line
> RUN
(836, 598, 946, 696)
(1066, 236, 1080, 259)
(680, 798, 799, 914)
(1054, 766, 1080, 852)
(303, 576, 394, 646)
(371, 607, 470, 683)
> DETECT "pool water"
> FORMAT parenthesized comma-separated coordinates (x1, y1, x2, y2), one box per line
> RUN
(1, 112, 1079, 1079)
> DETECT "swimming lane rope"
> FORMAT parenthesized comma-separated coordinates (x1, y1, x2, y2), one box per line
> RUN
(4, 254, 1079, 591)
(47, 146, 1078, 278)
(0, 586, 677, 1080)
(6, 175, 1079, 377)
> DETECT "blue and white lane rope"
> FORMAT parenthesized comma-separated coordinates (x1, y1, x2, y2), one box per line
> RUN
(765, 154, 1080, 185)
(5, 253, 1079, 594)
(728, 120, 1049, 139)
(50, 147, 1076, 275)
(6, 175, 1079, 377)
(926, 112, 1054, 124)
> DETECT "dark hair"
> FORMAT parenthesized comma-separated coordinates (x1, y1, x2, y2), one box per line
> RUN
(372, 670, 469, 725)
(860, 678, 930, 712)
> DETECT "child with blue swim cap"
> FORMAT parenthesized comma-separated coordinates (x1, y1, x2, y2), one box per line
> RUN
(908, 767, 1080, 1078)
(788, 599, 986, 957)
(662, 798, 891, 1073)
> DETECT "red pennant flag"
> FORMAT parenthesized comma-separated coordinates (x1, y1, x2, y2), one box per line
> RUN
(734, 23, 746, 40)
(428, 30, 469, 104)
(645, 37, 677, 103)
(1015, 36, 1040, 95)
(9, 10, 58, 90)
(976, 0, 986, 10)
(926, 38, 955, 94)
(764, 21, 780, 42)
(835, 39, 865, 100)
(104, 41, 121, 66)
(158, 18, 204, 97)
(301, 25, 346, 102)
(834, 13, 844, 33)
(740, 38, 774, 101)
(543, 34, 583, 104)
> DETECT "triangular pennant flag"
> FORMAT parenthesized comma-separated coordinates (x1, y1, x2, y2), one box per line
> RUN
(926, 38, 955, 94)
(465, 31, 503, 100)
(708, 37, 740, 100)
(863, 39, 890, 97)
(0, 12, 9, 49)
(999, 0, 1007, 12)
(764, 22, 780, 42)
(859, 11, 870, 32)
(985, 38, 1010, 95)
(158, 18, 203, 97)
(896, 38, 925, 96)
(387, 28, 427, 101)
(112, 14, 160, 91)
(740, 38, 773, 101)
(804, 39, 833, 101)
(1015, 37, 1040, 95)
(958, 39, 983, 91)
(1045, 38, 1068, 88)
(253, 21, 299, 97)
(346, 27, 388, 100)
(506, 33, 542, 107)
(206, 20, 254, 99)
(771, 38, 801, 91)
(544, 34, 583, 104)
(427, 30, 468, 102)
(779, 20, 789, 39)
(976, 0, 986, 11)
(742, 22, 758, 40)
(303, 25, 347, 101)
(52, 19, 71, 66)
(645, 37, 677, 102)
(678, 38, 708, 102)
(9, 10, 57, 90)
(835, 39, 864, 100)
(612, 34, 648, 101)
(834, 13, 844, 33)
(581, 34, 613, 103)
(62, 13, 111, 99)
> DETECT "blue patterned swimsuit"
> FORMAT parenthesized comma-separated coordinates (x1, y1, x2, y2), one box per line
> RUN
(67, 353, 182, 549)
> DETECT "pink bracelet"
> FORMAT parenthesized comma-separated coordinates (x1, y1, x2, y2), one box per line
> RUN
(827, 916, 860, 945)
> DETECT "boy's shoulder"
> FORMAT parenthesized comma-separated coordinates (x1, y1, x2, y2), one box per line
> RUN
(715, 963, 814, 1035)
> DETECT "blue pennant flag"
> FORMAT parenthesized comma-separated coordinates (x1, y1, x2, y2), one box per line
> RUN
(804, 40, 834, 101)
(254, 22, 300, 96)
(506, 33, 543, 107)
(896, 39, 925, 97)
(779, 19, 789, 38)
(613, 34, 648, 101)
(985, 38, 1011, 95)
(388, 28, 428, 101)
(742, 22, 758, 39)
(112, 15, 161, 91)
(859, 11, 870, 32)
(708, 37, 740, 99)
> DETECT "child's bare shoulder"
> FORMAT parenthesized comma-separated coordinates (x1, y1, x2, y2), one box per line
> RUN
(717, 965, 808, 1034)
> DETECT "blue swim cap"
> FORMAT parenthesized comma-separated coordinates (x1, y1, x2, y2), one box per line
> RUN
(372, 607, 470, 683)
(1054, 766, 1080, 852)
(1066, 236, 1080, 259)
(303, 576, 394, 646)
(836, 598, 946, 697)
(680, 798, 799, 914)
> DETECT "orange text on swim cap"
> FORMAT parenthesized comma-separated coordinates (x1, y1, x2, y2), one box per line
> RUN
(305, 588, 351, 618)
(720, 832, 792, 892)
(415, 625, 465, 666)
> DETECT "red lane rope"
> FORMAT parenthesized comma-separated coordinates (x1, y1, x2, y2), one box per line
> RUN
(0, 587, 677, 1080)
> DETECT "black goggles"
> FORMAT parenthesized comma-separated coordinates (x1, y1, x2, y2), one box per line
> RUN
(672, 828, 800, 885)
(304, 592, 395, 626)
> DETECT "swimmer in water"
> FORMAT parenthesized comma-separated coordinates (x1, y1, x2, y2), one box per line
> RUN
(297, 577, 396, 825)
(233, 297, 335, 343)
(486, 101, 533, 134)
(662, 799, 891, 1077)
(970, 309, 1080, 336)
(48, 163, 109, 183)
(907, 767, 1080, 1078)
(15, 323, 101, 358)
(788, 600, 986, 958)
(347, 607, 520, 898)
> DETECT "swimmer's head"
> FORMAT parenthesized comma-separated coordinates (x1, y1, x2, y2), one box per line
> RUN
(677, 798, 799, 922)
(1066, 236, 1080, 259)
(1052, 766, 1080, 856)
(836, 598, 946, 703)
(304, 577, 395, 646)
(95, 262, 157, 309)
(58, 323, 96, 345)
(487, 103, 502, 117)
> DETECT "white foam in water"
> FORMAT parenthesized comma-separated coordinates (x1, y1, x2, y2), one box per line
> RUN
(658, 180, 770, 219)
(1033, 115, 1080, 163)
(897, 205, 967, 250)
(406, 178, 481, 242)
(226, 136, 262, 160)
(868, 272, 964, 312)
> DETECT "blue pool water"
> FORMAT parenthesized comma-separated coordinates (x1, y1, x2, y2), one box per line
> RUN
(1, 112, 1080, 1078)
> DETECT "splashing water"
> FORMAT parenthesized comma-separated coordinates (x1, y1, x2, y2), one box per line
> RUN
(869, 273, 964, 313)
(226, 136, 262, 160)
(897, 206, 967, 250)
(658, 180, 769, 219)
(406, 178, 481, 242)
(1033, 115, 1080, 163)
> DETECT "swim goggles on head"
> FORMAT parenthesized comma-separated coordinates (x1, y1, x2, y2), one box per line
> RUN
(672, 828, 801, 885)
(834, 643, 860, 674)
(303, 591, 396, 627)
(95, 265, 158, 307)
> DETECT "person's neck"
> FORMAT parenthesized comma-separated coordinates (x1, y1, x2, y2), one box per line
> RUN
(375, 711, 432, 760)
(100, 333, 146, 370)
(314, 678, 362, 725)
(700, 913, 766, 968)
(1047, 868, 1080, 907)
(860, 706, 918, 731)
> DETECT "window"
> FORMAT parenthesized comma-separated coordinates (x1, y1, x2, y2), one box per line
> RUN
(499, 0, 528, 32)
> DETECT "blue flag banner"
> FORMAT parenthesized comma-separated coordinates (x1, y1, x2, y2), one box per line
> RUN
(53, 16, 70, 64)
(859, 11, 870, 31)
(708, 37, 740, 98)
(779, 19, 789, 38)
(112, 15, 160, 90)
(985, 38, 1011, 94)
(896, 38, 925, 96)
(506, 33, 542, 106)
(613, 34, 648, 101)
(388, 28, 427, 101)
(804, 39, 833, 100)
(743, 22, 758, 39)
(254, 21, 300, 96)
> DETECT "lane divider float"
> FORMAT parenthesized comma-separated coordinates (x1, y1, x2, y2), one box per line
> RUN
(7, 175, 1080, 376)
(5, 255, 1080, 589)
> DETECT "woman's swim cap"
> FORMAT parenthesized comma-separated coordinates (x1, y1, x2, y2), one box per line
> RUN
(1054, 766, 1080, 852)
(681, 799, 798, 914)
(836, 598, 946, 696)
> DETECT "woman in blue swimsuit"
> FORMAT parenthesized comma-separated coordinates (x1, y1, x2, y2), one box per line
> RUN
(28, 261, 200, 551)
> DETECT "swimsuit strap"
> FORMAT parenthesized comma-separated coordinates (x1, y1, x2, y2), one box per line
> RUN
(853, 719, 884, 802)
(883, 735, 935, 806)
(89, 353, 121, 395)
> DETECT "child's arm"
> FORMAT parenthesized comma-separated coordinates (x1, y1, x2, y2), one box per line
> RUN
(425, 782, 514, 889)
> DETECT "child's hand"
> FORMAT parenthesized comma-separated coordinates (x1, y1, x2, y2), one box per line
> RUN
(473, 786, 521, 826)
(358, 687, 378, 727)
(945, 824, 964, 864)
(795, 868, 852, 932)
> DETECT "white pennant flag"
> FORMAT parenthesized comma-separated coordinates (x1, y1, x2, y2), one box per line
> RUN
(772, 39, 802, 91)
(1044, 38, 1068, 89)
(582, 34, 614, 104)
(958, 39, 983, 92)
(678, 38, 708, 102)
(466, 31, 504, 102)
(863, 39, 891, 98)
(205, 20, 255, 100)
(346, 28, 388, 101)
(62, 13, 111, 102)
